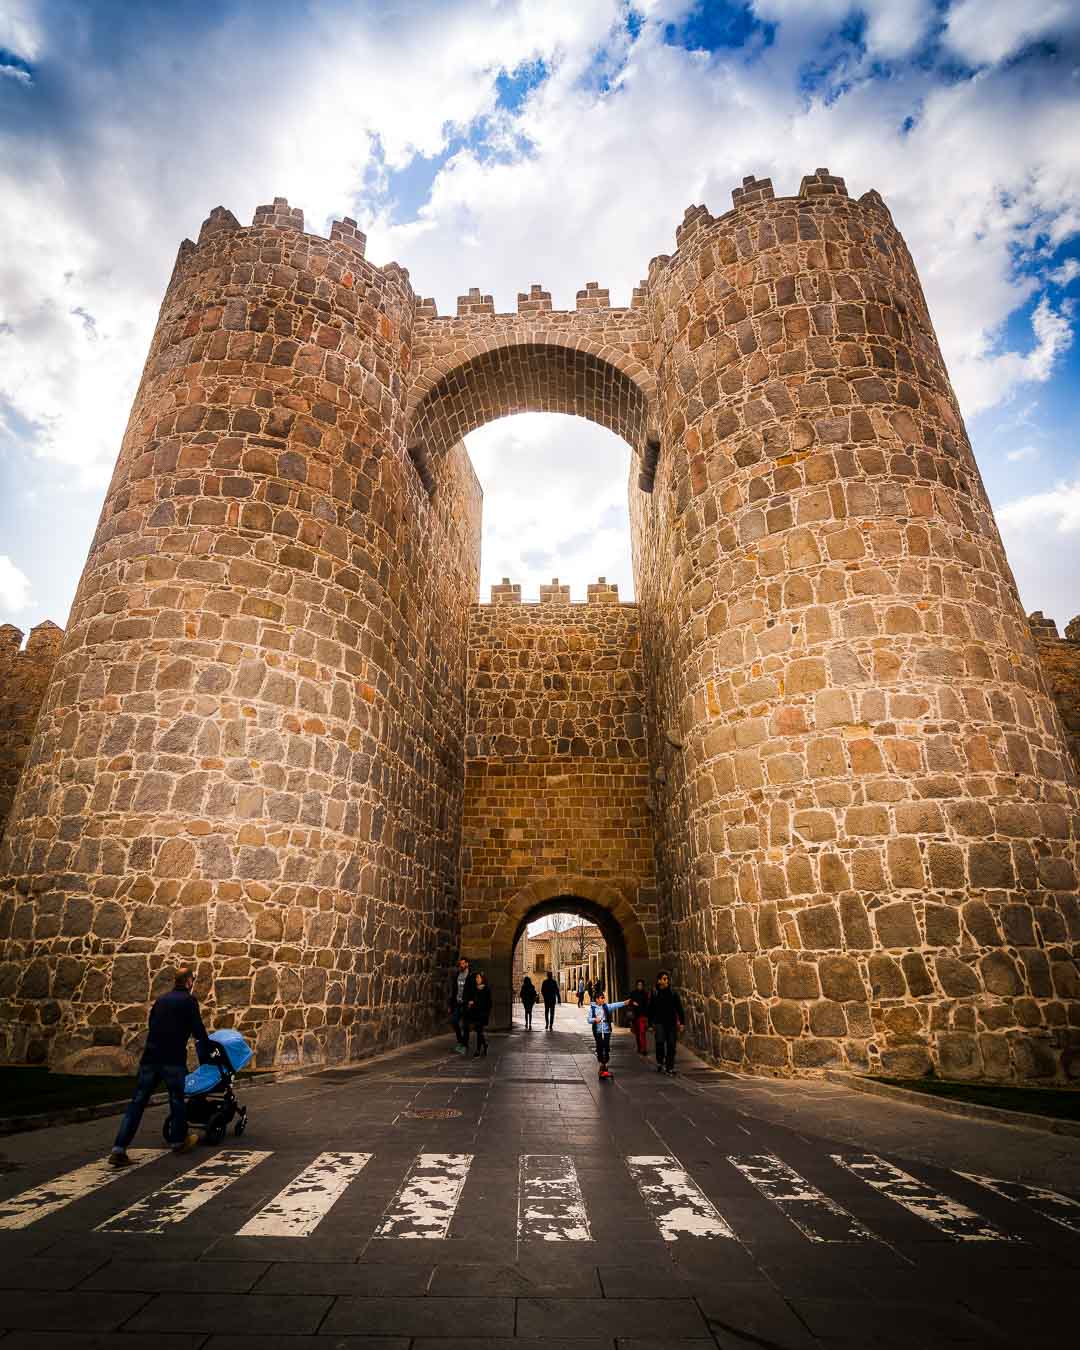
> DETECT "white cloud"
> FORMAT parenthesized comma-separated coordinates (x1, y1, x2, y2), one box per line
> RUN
(0, 63, 31, 84)
(752, 0, 937, 60)
(2, 1, 1079, 621)
(0, 0, 42, 62)
(0, 555, 32, 614)
(944, 0, 1079, 67)
(996, 482, 1080, 627)
(1049, 257, 1080, 287)
(954, 297, 1074, 418)
(1005, 445, 1039, 463)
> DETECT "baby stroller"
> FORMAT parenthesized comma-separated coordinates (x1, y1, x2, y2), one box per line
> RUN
(163, 1028, 251, 1144)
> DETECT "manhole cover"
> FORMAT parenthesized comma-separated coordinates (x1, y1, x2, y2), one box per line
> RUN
(402, 1107, 462, 1120)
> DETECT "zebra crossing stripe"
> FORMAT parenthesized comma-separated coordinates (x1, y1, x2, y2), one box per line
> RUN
(518, 1154, 591, 1241)
(0, 1151, 160, 1230)
(832, 1154, 1018, 1241)
(96, 1150, 271, 1233)
(957, 1172, 1080, 1235)
(728, 1153, 879, 1243)
(625, 1154, 735, 1241)
(236, 1151, 372, 1237)
(374, 1153, 472, 1239)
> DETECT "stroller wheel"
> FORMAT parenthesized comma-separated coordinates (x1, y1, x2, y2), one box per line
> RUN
(205, 1114, 227, 1145)
(234, 1110, 247, 1137)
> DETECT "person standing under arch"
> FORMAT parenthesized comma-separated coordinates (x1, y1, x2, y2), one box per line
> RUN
(649, 970, 685, 1075)
(519, 974, 538, 1029)
(576, 976, 585, 1008)
(625, 978, 651, 1056)
(467, 972, 492, 1057)
(540, 970, 560, 1029)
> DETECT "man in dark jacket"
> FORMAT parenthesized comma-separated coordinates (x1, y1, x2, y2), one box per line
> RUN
(540, 971, 560, 1029)
(447, 957, 477, 1054)
(649, 970, 685, 1075)
(109, 963, 212, 1165)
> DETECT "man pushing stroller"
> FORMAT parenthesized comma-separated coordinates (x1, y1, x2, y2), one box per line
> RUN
(108, 963, 210, 1166)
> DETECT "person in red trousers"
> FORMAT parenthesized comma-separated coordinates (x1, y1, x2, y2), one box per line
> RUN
(625, 979, 651, 1056)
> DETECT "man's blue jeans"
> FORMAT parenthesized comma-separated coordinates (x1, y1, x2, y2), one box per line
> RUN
(113, 1060, 187, 1150)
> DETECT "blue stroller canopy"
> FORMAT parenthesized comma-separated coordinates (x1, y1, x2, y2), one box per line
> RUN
(184, 1029, 254, 1095)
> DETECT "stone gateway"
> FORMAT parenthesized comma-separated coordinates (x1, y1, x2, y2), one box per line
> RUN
(1, 170, 1078, 1082)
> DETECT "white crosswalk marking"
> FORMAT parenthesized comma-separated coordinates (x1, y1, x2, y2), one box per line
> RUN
(237, 1151, 372, 1237)
(625, 1154, 735, 1241)
(0, 1152, 160, 1230)
(374, 1153, 472, 1239)
(96, 1150, 271, 1234)
(728, 1153, 879, 1243)
(957, 1172, 1080, 1235)
(832, 1154, 1018, 1241)
(518, 1154, 591, 1241)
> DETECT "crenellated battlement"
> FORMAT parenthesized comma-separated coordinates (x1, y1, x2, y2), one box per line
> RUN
(479, 576, 627, 607)
(0, 620, 63, 840)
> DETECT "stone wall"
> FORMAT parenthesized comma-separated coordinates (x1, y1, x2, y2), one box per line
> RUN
(1029, 611, 1080, 770)
(630, 172, 1080, 1083)
(0, 623, 63, 839)
(461, 580, 658, 1024)
(0, 201, 481, 1070)
(3, 170, 1078, 1082)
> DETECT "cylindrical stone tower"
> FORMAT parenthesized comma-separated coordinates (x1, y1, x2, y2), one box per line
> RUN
(0, 199, 480, 1070)
(632, 169, 1080, 1082)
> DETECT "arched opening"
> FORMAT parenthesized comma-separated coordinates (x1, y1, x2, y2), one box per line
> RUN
(482, 875, 657, 1030)
(511, 899, 620, 1023)
(406, 341, 657, 490)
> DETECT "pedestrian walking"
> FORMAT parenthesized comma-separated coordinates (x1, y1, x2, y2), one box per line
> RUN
(649, 970, 685, 1075)
(577, 977, 585, 1008)
(447, 956, 477, 1055)
(625, 978, 651, 1056)
(594, 973, 605, 999)
(108, 963, 211, 1166)
(519, 975, 538, 1029)
(587, 990, 627, 1079)
(585, 979, 594, 1003)
(540, 970, 560, 1029)
(467, 972, 492, 1056)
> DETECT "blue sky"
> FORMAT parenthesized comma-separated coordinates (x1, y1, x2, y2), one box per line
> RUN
(1, 0, 1079, 630)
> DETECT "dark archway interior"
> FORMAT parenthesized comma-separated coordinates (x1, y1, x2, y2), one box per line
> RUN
(509, 894, 629, 1010)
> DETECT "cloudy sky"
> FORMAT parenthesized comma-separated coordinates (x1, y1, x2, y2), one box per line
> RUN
(1, 0, 1079, 634)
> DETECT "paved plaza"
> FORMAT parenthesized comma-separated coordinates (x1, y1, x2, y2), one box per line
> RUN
(1, 1007, 1078, 1349)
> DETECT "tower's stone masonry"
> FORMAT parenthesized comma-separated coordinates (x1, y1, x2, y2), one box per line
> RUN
(631, 172, 1080, 1081)
(0, 201, 481, 1069)
(2, 169, 1078, 1080)
(0, 623, 63, 837)
(461, 582, 658, 1026)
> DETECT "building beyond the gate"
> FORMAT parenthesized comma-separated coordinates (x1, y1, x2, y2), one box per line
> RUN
(1, 170, 1078, 1083)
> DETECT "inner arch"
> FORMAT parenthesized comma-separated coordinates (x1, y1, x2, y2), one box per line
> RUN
(408, 343, 653, 474)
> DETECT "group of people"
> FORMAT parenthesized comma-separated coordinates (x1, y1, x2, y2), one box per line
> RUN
(574, 975, 604, 1007)
(451, 957, 687, 1080)
(516, 971, 561, 1029)
(585, 972, 685, 1079)
(447, 956, 494, 1056)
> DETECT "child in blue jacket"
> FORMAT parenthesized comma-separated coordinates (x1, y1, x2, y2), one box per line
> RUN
(587, 993, 627, 1078)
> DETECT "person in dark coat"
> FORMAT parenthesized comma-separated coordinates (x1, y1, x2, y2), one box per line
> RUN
(540, 970, 560, 1029)
(649, 970, 686, 1075)
(447, 957, 478, 1055)
(519, 975, 538, 1029)
(109, 963, 211, 1165)
(467, 972, 493, 1056)
(625, 978, 651, 1056)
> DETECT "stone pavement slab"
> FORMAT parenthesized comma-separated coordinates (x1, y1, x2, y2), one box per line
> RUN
(125, 1290, 332, 1335)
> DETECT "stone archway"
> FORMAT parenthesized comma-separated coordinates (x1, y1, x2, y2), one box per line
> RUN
(485, 874, 656, 1030)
